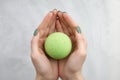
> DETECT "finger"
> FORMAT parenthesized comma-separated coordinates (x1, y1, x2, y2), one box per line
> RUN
(38, 12, 53, 38)
(76, 33, 86, 53)
(62, 13, 83, 49)
(49, 9, 57, 34)
(61, 12, 76, 37)
(81, 33, 88, 49)
(58, 12, 75, 37)
(39, 28, 49, 38)
(62, 13, 77, 28)
(58, 11, 67, 34)
(58, 11, 66, 33)
(31, 32, 40, 54)
(62, 13, 80, 36)
(38, 12, 53, 30)
(58, 12, 77, 51)
(55, 19, 64, 32)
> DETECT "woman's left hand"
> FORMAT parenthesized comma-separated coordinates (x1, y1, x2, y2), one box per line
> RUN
(31, 9, 58, 80)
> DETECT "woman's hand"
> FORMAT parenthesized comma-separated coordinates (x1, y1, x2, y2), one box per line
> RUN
(31, 9, 87, 80)
(31, 10, 58, 80)
(56, 11, 87, 80)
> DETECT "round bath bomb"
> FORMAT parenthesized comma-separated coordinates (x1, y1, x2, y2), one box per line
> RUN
(44, 32, 72, 59)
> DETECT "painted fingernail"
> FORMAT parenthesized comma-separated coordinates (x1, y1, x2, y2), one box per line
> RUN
(49, 11, 53, 13)
(53, 8, 57, 10)
(58, 10, 61, 13)
(33, 28, 38, 36)
(62, 11, 66, 13)
(76, 26, 82, 34)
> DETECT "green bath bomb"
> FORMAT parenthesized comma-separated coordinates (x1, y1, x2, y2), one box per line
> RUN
(44, 32, 72, 59)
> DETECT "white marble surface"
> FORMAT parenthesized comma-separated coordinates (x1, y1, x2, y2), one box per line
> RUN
(0, 0, 120, 80)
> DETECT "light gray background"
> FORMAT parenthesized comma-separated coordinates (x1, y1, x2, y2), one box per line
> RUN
(0, 0, 120, 80)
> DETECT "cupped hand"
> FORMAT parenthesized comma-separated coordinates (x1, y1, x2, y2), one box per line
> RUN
(31, 9, 87, 80)
(31, 10, 58, 80)
(56, 11, 87, 80)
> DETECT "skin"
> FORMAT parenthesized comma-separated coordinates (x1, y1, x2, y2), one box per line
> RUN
(56, 11, 87, 80)
(31, 10, 58, 80)
(31, 9, 87, 80)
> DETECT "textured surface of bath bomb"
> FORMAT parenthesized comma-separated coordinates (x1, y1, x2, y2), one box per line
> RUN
(44, 32, 72, 59)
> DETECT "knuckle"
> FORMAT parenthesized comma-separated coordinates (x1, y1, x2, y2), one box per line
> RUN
(80, 50, 87, 57)
(30, 53, 38, 60)
(31, 38, 36, 44)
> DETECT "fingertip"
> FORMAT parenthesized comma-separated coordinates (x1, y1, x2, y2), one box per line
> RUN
(53, 8, 57, 11)
(76, 32, 83, 40)
(62, 11, 67, 13)
(32, 33, 39, 44)
(33, 28, 39, 37)
(53, 9, 57, 14)
(76, 26, 82, 34)
(33, 28, 38, 36)
(32, 29, 40, 43)
(62, 12, 68, 19)
(46, 11, 53, 19)
(48, 12, 53, 17)
(76, 32, 87, 50)
(57, 10, 61, 13)
(47, 11, 53, 19)
(51, 9, 58, 16)
(58, 11, 62, 17)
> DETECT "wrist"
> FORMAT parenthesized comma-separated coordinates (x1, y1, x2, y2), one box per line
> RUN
(36, 75, 46, 80)
(62, 72, 84, 80)
(36, 75, 42, 80)
(36, 74, 56, 80)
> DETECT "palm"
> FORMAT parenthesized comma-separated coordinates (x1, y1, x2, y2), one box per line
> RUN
(58, 34, 79, 77)
(58, 50, 85, 77)
(31, 10, 58, 80)
(38, 37, 58, 78)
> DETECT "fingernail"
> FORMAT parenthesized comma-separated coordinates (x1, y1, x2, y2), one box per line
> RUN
(53, 8, 57, 10)
(76, 26, 82, 34)
(58, 10, 61, 13)
(49, 11, 53, 13)
(33, 29, 38, 36)
(62, 11, 66, 13)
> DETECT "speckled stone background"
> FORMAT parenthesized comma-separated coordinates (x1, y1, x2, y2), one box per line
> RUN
(0, 0, 120, 80)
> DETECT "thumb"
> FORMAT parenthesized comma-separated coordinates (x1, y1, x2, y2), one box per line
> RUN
(76, 33, 86, 54)
(31, 29, 40, 54)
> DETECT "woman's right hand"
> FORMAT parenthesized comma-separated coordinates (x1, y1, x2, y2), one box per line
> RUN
(56, 11, 87, 80)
